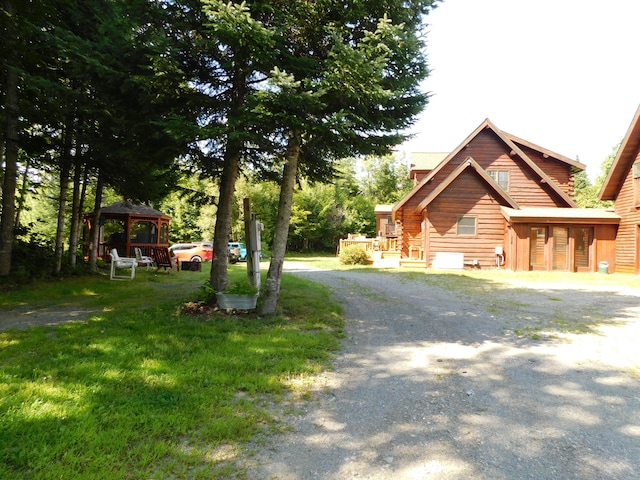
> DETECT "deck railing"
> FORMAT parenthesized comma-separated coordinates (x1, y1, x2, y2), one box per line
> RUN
(339, 238, 376, 255)
(338, 237, 397, 256)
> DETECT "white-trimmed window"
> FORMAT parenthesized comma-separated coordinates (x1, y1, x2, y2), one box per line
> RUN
(457, 216, 477, 236)
(487, 169, 509, 190)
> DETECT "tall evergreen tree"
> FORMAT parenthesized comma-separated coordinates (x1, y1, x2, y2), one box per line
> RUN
(257, 1, 438, 313)
(0, 0, 57, 276)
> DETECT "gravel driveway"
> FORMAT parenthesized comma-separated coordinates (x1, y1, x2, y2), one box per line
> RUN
(246, 264, 640, 480)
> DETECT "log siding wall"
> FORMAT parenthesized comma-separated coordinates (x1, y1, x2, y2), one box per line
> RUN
(516, 144, 574, 197)
(425, 170, 506, 268)
(613, 149, 640, 273)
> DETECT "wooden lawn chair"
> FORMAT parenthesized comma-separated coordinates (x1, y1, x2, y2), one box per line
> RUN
(152, 246, 179, 272)
(110, 248, 137, 280)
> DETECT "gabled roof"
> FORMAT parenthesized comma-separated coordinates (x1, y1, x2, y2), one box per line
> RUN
(409, 152, 449, 170)
(393, 118, 577, 215)
(501, 207, 620, 224)
(501, 131, 585, 170)
(88, 200, 169, 217)
(599, 105, 640, 201)
(416, 156, 520, 213)
(374, 204, 394, 213)
(408, 152, 448, 179)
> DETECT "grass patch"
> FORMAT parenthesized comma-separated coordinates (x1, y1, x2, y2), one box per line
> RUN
(0, 262, 343, 479)
(283, 252, 371, 272)
(285, 255, 635, 342)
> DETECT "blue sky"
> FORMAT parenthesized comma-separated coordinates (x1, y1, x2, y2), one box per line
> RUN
(402, 0, 640, 180)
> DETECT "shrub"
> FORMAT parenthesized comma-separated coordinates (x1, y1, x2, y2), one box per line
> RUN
(10, 238, 56, 283)
(5, 229, 93, 285)
(338, 244, 369, 265)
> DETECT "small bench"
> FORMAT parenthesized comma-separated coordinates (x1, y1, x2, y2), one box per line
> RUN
(431, 252, 464, 270)
(408, 245, 423, 260)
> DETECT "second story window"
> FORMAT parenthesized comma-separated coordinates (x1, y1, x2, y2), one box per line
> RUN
(487, 169, 509, 191)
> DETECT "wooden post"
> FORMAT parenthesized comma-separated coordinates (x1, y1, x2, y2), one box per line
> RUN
(244, 198, 261, 290)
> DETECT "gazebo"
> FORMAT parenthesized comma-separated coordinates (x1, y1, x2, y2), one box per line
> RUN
(84, 200, 171, 260)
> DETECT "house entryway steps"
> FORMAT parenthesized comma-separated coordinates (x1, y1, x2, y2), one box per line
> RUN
(372, 250, 400, 268)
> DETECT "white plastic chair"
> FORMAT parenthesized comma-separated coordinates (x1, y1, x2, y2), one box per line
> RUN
(110, 248, 138, 280)
(134, 247, 154, 270)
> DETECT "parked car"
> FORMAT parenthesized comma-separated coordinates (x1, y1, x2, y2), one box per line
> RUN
(168, 242, 213, 262)
(228, 242, 247, 261)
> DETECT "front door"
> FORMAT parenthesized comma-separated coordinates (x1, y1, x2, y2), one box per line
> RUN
(530, 227, 547, 270)
(574, 227, 592, 272)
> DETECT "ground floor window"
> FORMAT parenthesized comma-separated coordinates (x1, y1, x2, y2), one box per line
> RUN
(457, 216, 476, 236)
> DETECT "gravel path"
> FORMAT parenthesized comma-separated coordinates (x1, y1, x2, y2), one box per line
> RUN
(246, 264, 640, 480)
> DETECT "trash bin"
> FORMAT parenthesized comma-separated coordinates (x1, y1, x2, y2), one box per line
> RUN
(598, 261, 609, 274)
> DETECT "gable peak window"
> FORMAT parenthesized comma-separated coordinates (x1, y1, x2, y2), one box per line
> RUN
(487, 169, 509, 191)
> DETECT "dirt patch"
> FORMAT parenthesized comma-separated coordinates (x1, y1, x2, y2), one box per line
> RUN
(0, 276, 209, 332)
(0, 305, 102, 331)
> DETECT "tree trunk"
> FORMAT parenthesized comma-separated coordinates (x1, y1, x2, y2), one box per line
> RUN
(68, 161, 84, 268)
(259, 128, 301, 315)
(0, 12, 19, 276)
(14, 157, 31, 228)
(88, 172, 104, 272)
(209, 147, 240, 292)
(209, 66, 246, 293)
(54, 127, 72, 275)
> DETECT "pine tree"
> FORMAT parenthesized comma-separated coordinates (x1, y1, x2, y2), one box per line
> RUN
(257, 1, 438, 313)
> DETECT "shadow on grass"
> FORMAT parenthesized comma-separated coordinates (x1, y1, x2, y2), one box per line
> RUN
(0, 267, 342, 479)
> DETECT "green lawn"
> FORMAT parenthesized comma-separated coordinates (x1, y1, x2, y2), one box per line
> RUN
(0, 262, 343, 479)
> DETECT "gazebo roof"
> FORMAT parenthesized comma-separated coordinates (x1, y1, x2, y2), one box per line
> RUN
(89, 200, 170, 218)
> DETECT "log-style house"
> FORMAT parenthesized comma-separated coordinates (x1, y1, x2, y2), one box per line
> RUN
(599, 105, 640, 274)
(381, 118, 619, 272)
